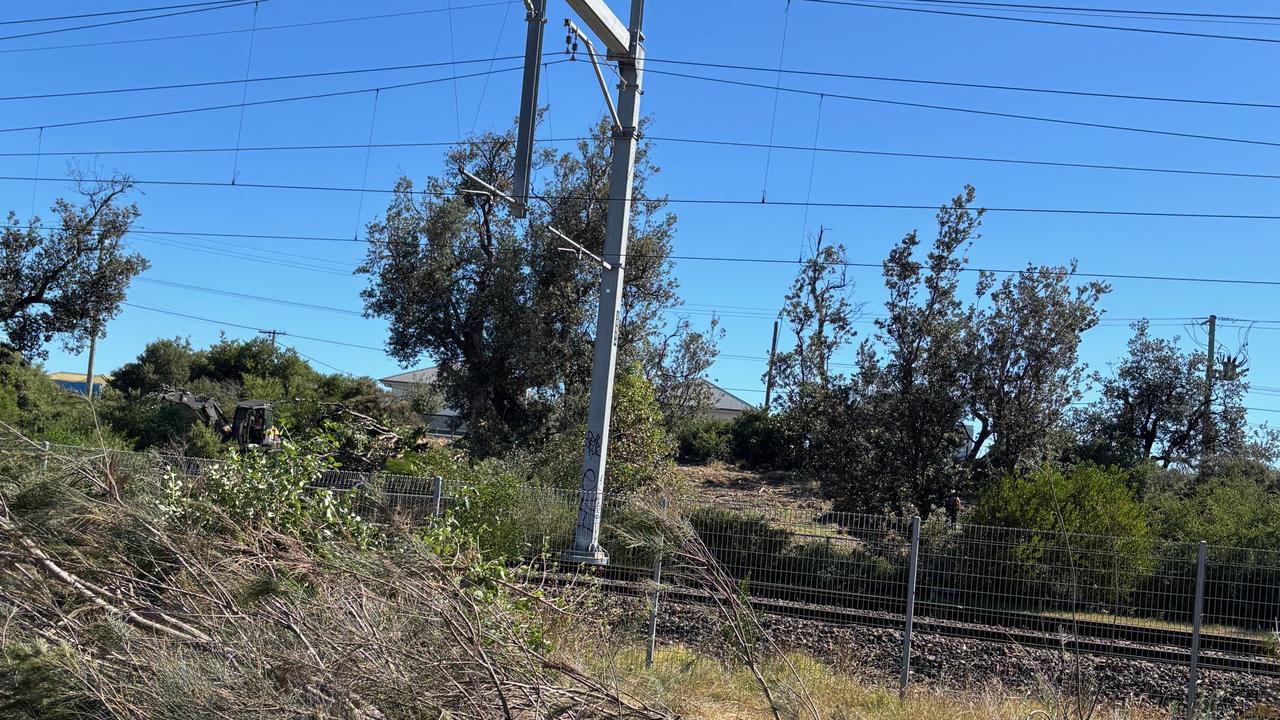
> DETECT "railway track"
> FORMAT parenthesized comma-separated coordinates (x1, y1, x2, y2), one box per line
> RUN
(540, 568, 1280, 677)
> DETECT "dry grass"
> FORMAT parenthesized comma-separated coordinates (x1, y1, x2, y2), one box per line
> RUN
(570, 642, 1175, 720)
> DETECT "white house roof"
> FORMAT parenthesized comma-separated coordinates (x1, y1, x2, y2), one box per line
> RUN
(703, 380, 753, 412)
(380, 367, 440, 385)
(383, 367, 753, 413)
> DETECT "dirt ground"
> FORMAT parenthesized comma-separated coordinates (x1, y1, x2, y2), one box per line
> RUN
(675, 462, 829, 516)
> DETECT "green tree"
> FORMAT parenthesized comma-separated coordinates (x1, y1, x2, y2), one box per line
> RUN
(963, 263, 1109, 474)
(769, 234, 857, 412)
(0, 176, 147, 360)
(359, 119, 696, 453)
(1077, 321, 1263, 470)
(109, 337, 194, 394)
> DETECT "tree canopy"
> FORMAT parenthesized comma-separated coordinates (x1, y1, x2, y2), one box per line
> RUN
(0, 176, 147, 360)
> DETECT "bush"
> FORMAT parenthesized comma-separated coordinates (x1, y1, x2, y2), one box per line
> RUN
(972, 463, 1155, 605)
(675, 419, 731, 465)
(163, 437, 370, 545)
(727, 409, 804, 471)
(0, 349, 125, 447)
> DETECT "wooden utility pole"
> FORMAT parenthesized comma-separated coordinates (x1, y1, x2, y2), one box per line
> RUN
(84, 330, 98, 400)
(1201, 314, 1217, 473)
(763, 319, 780, 414)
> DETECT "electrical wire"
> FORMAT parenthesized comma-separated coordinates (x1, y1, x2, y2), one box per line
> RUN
(799, 0, 1280, 44)
(95, 226, 1280, 289)
(0, 1, 252, 27)
(0, 63, 536, 134)
(13, 172, 1280, 221)
(641, 57, 1280, 111)
(644, 67, 1280, 151)
(6, 133, 1280, 185)
(0, 1, 259, 43)
(135, 277, 363, 315)
(0, 1, 518, 55)
(861, 0, 1280, 23)
(121, 302, 385, 351)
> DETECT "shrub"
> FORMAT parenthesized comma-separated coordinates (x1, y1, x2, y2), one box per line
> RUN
(727, 409, 804, 471)
(163, 437, 370, 545)
(675, 418, 731, 465)
(972, 463, 1155, 605)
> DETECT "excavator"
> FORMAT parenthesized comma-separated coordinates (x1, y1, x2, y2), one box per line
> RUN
(150, 387, 281, 449)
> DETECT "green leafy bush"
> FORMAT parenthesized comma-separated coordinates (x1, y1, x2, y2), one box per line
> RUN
(727, 409, 804, 471)
(162, 438, 370, 545)
(972, 463, 1155, 605)
(675, 418, 731, 465)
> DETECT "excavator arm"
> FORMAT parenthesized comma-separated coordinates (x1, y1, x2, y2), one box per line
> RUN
(148, 387, 233, 438)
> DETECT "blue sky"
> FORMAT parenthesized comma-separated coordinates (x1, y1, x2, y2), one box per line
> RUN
(4, 0, 1280, 426)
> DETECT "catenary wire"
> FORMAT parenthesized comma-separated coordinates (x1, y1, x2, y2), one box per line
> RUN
(9, 173, 1280, 221)
(0, 0, 517, 55)
(0, 0, 254, 27)
(859, 0, 1280, 22)
(0, 0, 260, 43)
(643, 68, 1280, 151)
(0, 63, 537, 134)
(100, 227, 1280, 289)
(121, 302, 385, 351)
(798, 0, 1280, 44)
(6, 134, 1280, 185)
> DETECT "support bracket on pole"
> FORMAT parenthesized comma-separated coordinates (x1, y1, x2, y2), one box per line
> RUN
(549, 225, 614, 270)
(565, 20, 623, 133)
(460, 170, 521, 208)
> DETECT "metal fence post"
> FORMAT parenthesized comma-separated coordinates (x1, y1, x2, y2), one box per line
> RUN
(431, 476, 445, 519)
(645, 496, 668, 669)
(40, 441, 50, 471)
(900, 515, 921, 700)
(1186, 540, 1208, 720)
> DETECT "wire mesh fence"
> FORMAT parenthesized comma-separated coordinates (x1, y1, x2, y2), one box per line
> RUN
(5, 440, 1279, 716)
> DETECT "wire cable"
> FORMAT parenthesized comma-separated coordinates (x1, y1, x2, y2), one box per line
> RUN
(16, 172, 1280, 221)
(95, 227, 1280, 289)
(644, 67, 1280, 150)
(862, 0, 1280, 23)
(0, 1, 517, 55)
(0, 63, 536, 134)
(0, 1, 255, 27)
(799, 0, 1280, 45)
(0, 0, 259, 42)
(6, 134, 1280, 185)
(121, 302, 385, 351)
(761, 0, 794, 203)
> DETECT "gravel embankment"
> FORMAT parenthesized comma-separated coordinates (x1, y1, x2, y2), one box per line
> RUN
(581, 593, 1280, 718)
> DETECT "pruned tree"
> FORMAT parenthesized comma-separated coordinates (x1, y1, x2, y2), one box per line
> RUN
(0, 175, 147, 360)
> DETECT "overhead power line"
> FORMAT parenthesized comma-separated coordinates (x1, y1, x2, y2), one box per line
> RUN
(0, 63, 537, 134)
(0, 0, 517, 55)
(869, 0, 1280, 22)
(121, 302, 385, 351)
(136, 277, 363, 315)
(18, 172, 1280, 221)
(799, 0, 1280, 44)
(0, 53, 524, 102)
(645, 68, 1280, 151)
(90, 227, 1280, 289)
(0, 0, 260, 43)
(643, 57, 1280, 111)
(5, 134, 1280, 185)
(0, 0, 252, 26)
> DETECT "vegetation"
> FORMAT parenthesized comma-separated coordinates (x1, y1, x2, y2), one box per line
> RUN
(358, 118, 719, 455)
(0, 175, 147, 361)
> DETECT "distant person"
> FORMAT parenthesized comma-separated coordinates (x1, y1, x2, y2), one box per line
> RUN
(945, 492, 963, 525)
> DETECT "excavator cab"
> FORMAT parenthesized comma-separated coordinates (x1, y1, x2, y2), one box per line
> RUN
(230, 401, 281, 448)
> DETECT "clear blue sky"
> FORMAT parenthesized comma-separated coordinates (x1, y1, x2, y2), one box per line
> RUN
(4, 0, 1279, 427)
